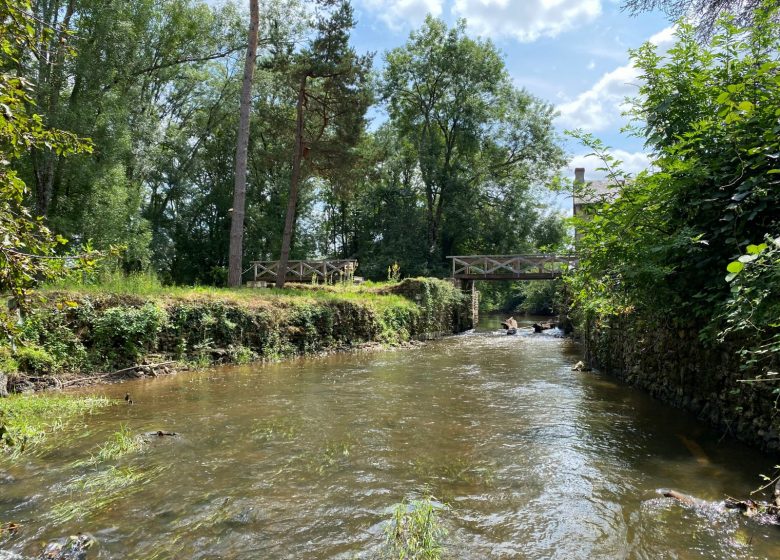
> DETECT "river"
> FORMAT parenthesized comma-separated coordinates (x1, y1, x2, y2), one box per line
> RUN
(2, 315, 779, 559)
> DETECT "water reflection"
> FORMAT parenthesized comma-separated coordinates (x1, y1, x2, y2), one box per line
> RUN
(1, 315, 778, 559)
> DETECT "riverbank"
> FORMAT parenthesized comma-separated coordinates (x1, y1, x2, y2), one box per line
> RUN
(584, 312, 780, 454)
(0, 277, 471, 395)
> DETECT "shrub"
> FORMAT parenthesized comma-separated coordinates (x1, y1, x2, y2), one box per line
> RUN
(15, 345, 55, 374)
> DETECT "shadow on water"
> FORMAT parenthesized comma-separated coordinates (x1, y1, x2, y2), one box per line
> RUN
(1, 314, 779, 559)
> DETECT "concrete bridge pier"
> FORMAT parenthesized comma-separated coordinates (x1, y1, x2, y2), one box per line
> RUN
(454, 278, 479, 328)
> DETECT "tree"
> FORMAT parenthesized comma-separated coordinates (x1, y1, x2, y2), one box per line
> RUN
(1, 0, 97, 339)
(18, 0, 244, 272)
(228, 0, 260, 287)
(622, 0, 778, 37)
(382, 17, 564, 271)
(275, 0, 372, 288)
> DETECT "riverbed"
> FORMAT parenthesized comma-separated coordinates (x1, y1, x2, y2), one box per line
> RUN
(2, 316, 779, 559)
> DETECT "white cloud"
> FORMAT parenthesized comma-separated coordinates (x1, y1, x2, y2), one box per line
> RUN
(556, 63, 639, 131)
(452, 0, 602, 42)
(360, 0, 443, 30)
(567, 150, 651, 178)
(556, 25, 676, 132)
(648, 25, 677, 47)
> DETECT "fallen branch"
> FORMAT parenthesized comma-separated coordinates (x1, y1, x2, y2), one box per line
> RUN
(60, 361, 177, 387)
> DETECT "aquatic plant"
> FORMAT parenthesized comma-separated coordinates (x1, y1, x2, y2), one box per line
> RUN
(0, 394, 111, 457)
(252, 417, 300, 442)
(93, 424, 146, 462)
(384, 496, 447, 559)
(50, 465, 158, 523)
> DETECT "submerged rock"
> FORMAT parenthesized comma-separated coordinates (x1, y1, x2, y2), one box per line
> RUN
(38, 534, 95, 560)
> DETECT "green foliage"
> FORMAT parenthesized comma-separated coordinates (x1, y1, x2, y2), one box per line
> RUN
(50, 465, 158, 524)
(567, 10, 780, 315)
(91, 303, 168, 365)
(385, 496, 447, 559)
(565, 7, 780, 370)
(478, 279, 561, 314)
(0, 346, 18, 373)
(93, 425, 146, 463)
(14, 344, 55, 374)
(388, 262, 402, 282)
(0, 0, 99, 340)
(714, 236, 780, 373)
(8, 278, 463, 376)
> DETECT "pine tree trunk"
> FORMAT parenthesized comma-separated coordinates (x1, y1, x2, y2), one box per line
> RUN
(227, 0, 260, 287)
(276, 74, 307, 288)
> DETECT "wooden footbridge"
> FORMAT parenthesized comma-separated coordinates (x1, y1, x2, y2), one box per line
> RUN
(448, 254, 578, 281)
(448, 254, 578, 326)
(250, 259, 357, 284)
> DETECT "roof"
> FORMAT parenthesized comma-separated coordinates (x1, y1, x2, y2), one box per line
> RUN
(573, 179, 620, 206)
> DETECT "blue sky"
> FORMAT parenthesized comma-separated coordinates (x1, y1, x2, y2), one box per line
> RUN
(346, 0, 675, 184)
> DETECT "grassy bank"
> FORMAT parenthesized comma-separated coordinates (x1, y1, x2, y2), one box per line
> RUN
(0, 276, 470, 394)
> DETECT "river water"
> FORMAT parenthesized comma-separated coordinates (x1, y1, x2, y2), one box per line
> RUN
(2, 316, 779, 559)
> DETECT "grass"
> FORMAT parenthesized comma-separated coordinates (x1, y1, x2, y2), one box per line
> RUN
(43, 271, 416, 311)
(50, 465, 159, 523)
(252, 417, 301, 442)
(0, 394, 112, 457)
(94, 424, 146, 462)
(385, 496, 448, 559)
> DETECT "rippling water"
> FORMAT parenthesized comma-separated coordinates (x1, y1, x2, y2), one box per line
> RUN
(2, 316, 779, 559)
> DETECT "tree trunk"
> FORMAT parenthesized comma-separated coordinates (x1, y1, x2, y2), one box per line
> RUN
(32, 0, 75, 217)
(276, 74, 307, 289)
(227, 0, 260, 287)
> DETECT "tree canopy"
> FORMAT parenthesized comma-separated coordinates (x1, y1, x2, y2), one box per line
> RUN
(381, 17, 565, 272)
(1, 1, 567, 290)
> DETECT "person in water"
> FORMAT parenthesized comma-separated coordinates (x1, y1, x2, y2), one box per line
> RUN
(502, 317, 518, 330)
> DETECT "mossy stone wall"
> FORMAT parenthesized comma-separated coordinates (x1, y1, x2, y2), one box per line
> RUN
(587, 313, 780, 453)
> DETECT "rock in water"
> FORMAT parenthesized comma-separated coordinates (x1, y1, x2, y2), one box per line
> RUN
(39, 534, 96, 560)
(571, 361, 592, 372)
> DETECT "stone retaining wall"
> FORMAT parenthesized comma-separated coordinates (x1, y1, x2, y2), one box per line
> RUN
(587, 313, 780, 453)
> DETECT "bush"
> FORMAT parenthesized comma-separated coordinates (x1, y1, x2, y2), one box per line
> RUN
(0, 347, 19, 373)
(15, 345, 55, 374)
(91, 303, 168, 365)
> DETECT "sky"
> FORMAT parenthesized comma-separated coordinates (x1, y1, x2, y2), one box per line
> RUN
(345, 0, 675, 186)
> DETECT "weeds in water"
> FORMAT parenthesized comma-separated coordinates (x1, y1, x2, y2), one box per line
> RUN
(50, 465, 159, 523)
(412, 456, 495, 488)
(252, 418, 300, 442)
(313, 438, 353, 474)
(95, 425, 146, 462)
(384, 496, 447, 559)
(0, 395, 111, 458)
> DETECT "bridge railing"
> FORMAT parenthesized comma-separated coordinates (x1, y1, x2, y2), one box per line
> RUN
(251, 259, 357, 284)
(448, 254, 578, 280)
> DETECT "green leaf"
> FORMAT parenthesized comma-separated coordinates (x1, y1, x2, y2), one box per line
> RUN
(726, 261, 744, 274)
(746, 243, 767, 255)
